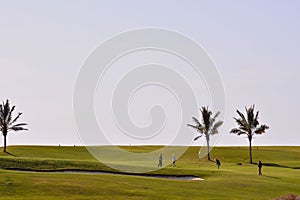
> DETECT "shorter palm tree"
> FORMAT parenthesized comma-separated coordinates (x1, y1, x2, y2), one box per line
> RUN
(230, 105, 269, 163)
(0, 100, 28, 152)
(187, 107, 223, 160)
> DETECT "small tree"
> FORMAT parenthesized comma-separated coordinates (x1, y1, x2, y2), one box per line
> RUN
(0, 100, 28, 152)
(187, 107, 223, 160)
(230, 105, 269, 163)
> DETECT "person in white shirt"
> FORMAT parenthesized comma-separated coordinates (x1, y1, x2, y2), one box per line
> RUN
(172, 154, 176, 167)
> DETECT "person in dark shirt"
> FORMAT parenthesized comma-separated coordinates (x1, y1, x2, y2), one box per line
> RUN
(216, 159, 221, 170)
(258, 160, 263, 176)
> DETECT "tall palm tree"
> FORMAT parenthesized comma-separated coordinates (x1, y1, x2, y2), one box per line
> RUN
(0, 100, 28, 152)
(230, 105, 269, 164)
(187, 107, 223, 160)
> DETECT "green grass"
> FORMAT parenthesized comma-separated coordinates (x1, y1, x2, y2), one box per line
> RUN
(0, 146, 299, 199)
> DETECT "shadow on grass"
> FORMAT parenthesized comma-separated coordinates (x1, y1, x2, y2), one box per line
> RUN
(4, 151, 17, 157)
(251, 162, 300, 170)
(263, 175, 281, 179)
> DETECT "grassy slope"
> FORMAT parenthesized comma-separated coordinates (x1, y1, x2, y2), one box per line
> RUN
(0, 146, 299, 200)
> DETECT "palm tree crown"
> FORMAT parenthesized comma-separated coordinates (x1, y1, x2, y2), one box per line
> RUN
(0, 100, 28, 152)
(230, 105, 269, 163)
(187, 106, 223, 160)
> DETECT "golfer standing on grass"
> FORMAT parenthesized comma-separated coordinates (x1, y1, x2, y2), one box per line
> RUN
(158, 153, 163, 167)
(258, 160, 263, 176)
(216, 159, 221, 170)
(172, 154, 176, 167)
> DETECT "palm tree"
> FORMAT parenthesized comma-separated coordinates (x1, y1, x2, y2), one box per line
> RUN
(230, 105, 269, 164)
(187, 107, 223, 160)
(0, 100, 28, 152)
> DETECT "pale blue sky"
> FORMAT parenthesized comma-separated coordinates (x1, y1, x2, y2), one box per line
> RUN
(0, 1, 299, 146)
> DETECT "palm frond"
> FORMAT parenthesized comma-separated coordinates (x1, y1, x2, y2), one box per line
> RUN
(233, 117, 247, 129)
(188, 115, 205, 133)
(212, 111, 220, 119)
(253, 111, 259, 126)
(192, 117, 201, 126)
(11, 123, 27, 127)
(238, 126, 249, 132)
(236, 109, 246, 124)
(10, 112, 22, 125)
(200, 106, 212, 130)
(246, 105, 255, 126)
(194, 135, 202, 141)
(187, 124, 198, 129)
(237, 131, 248, 136)
(3, 100, 11, 122)
(229, 128, 239, 134)
(210, 111, 220, 127)
(7, 105, 15, 124)
(230, 128, 247, 135)
(9, 126, 28, 131)
(254, 124, 269, 134)
(211, 121, 223, 135)
(187, 123, 204, 133)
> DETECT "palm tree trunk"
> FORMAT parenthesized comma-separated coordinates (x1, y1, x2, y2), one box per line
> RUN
(4, 134, 7, 152)
(206, 136, 211, 161)
(249, 135, 252, 164)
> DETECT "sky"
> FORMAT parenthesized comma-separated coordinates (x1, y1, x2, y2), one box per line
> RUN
(0, 0, 299, 146)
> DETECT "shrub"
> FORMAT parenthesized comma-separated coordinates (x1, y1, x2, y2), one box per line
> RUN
(274, 193, 300, 200)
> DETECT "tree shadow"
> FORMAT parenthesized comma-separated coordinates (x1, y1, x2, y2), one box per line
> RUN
(263, 163, 294, 169)
(293, 167, 300, 169)
(263, 175, 281, 179)
(252, 162, 300, 170)
(4, 151, 17, 157)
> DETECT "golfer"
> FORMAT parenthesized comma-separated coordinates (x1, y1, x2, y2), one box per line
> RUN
(172, 154, 176, 167)
(216, 159, 221, 170)
(158, 153, 163, 167)
(258, 160, 263, 176)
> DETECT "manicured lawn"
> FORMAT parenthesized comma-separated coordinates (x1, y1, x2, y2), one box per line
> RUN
(0, 146, 299, 199)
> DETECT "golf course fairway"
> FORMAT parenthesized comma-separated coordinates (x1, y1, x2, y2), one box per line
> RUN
(0, 146, 299, 199)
